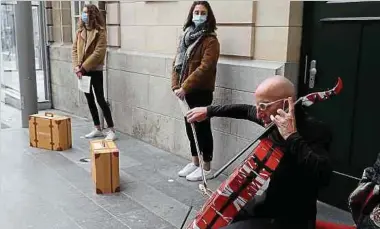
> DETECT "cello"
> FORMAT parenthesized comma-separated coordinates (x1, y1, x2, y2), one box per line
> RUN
(180, 77, 344, 229)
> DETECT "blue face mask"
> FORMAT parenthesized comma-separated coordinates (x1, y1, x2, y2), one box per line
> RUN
(192, 14, 207, 26)
(81, 12, 88, 23)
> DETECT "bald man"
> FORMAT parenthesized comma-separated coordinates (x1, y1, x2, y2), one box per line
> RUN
(186, 76, 333, 229)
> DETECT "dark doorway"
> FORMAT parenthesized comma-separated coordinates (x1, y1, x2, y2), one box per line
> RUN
(299, 1, 380, 211)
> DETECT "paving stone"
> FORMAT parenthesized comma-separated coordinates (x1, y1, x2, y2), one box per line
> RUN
(102, 193, 144, 217)
(118, 154, 143, 169)
(117, 208, 173, 229)
(79, 217, 130, 229)
(120, 178, 192, 228)
(31, 151, 95, 194)
(148, 177, 208, 210)
(122, 165, 206, 210)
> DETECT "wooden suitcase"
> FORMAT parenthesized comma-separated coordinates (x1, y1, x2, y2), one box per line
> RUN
(29, 112, 72, 151)
(90, 140, 120, 194)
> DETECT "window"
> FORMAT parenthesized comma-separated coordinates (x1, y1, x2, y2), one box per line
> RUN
(71, 1, 89, 41)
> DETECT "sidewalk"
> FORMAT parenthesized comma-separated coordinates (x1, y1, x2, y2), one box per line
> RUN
(0, 107, 354, 228)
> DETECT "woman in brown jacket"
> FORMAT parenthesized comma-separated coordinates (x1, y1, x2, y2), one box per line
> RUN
(72, 4, 116, 141)
(172, 1, 220, 181)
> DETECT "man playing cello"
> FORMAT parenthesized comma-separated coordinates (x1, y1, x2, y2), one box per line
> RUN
(186, 75, 333, 229)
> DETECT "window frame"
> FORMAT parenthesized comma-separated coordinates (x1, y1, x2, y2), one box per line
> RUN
(71, 1, 90, 42)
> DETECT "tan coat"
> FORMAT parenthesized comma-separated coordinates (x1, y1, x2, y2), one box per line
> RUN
(72, 27, 107, 72)
(171, 35, 220, 94)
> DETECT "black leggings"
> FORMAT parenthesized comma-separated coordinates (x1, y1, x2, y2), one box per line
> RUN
(84, 71, 114, 128)
(184, 90, 213, 162)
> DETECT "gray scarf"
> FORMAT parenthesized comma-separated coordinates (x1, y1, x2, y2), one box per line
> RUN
(174, 25, 207, 84)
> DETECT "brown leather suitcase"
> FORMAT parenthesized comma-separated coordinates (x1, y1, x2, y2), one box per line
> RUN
(90, 139, 120, 194)
(29, 112, 72, 151)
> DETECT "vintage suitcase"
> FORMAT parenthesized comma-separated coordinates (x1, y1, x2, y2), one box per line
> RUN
(90, 140, 120, 194)
(29, 112, 72, 151)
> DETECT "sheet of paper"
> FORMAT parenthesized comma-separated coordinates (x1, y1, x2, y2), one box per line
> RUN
(178, 99, 189, 117)
(78, 75, 91, 93)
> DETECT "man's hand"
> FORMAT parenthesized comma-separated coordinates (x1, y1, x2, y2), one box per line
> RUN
(270, 97, 297, 140)
(186, 107, 208, 123)
(174, 88, 186, 100)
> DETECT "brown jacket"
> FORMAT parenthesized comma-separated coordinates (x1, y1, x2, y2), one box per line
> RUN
(72, 27, 107, 72)
(171, 35, 220, 93)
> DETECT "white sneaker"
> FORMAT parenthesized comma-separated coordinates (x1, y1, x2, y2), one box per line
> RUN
(85, 129, 104, 138)
(178, 163, 198, 177)
(105, 130, 117, 141)
(186, 167, 212, 182)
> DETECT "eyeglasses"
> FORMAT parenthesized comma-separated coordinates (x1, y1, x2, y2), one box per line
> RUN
(256, 99, 285, 111)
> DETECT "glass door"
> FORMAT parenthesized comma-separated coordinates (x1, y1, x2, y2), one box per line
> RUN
(1, 1, 51, 109)
(1, 2, 19, 104)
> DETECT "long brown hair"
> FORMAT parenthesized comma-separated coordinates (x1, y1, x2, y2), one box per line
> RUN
(78, 4, 105, 30)
(183, 1, 217, 33)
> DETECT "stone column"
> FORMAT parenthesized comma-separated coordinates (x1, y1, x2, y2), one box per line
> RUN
(14, 1, 38, 127)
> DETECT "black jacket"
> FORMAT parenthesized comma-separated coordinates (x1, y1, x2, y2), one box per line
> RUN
(207, 104, 333, 228)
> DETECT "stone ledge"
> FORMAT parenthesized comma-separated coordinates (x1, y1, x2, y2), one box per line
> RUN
(107, 49, 285, 93)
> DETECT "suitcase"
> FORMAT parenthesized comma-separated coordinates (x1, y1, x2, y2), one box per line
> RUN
(90, 139, 120, 194)
(29, 112, 72, 151)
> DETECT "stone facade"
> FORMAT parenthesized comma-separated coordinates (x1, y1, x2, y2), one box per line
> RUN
(49, 1, 304, 174)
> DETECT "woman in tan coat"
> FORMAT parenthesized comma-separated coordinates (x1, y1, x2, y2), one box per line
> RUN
(172, 1, 220, 181)
(72, 4, 116, 141)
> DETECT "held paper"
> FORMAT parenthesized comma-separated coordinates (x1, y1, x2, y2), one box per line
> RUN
(78, 75, 91, 93)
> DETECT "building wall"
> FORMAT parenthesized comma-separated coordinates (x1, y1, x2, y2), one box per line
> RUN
(48, 1, 303, 174)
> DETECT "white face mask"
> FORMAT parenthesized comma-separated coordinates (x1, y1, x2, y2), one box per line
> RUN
(192, 14, 207, 26)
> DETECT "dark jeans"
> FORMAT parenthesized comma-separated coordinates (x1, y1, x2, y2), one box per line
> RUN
(84, 71, 114, 128)
(184, 90, 213, 162)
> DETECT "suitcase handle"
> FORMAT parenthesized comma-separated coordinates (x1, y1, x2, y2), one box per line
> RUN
(45, 112, 54, 117)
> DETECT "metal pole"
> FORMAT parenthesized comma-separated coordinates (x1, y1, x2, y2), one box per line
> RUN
(14, 1, 38, 128)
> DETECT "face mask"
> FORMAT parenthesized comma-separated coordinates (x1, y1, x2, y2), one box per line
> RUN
(192, 14, 207, 26)
(81, 12, 88, 23)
